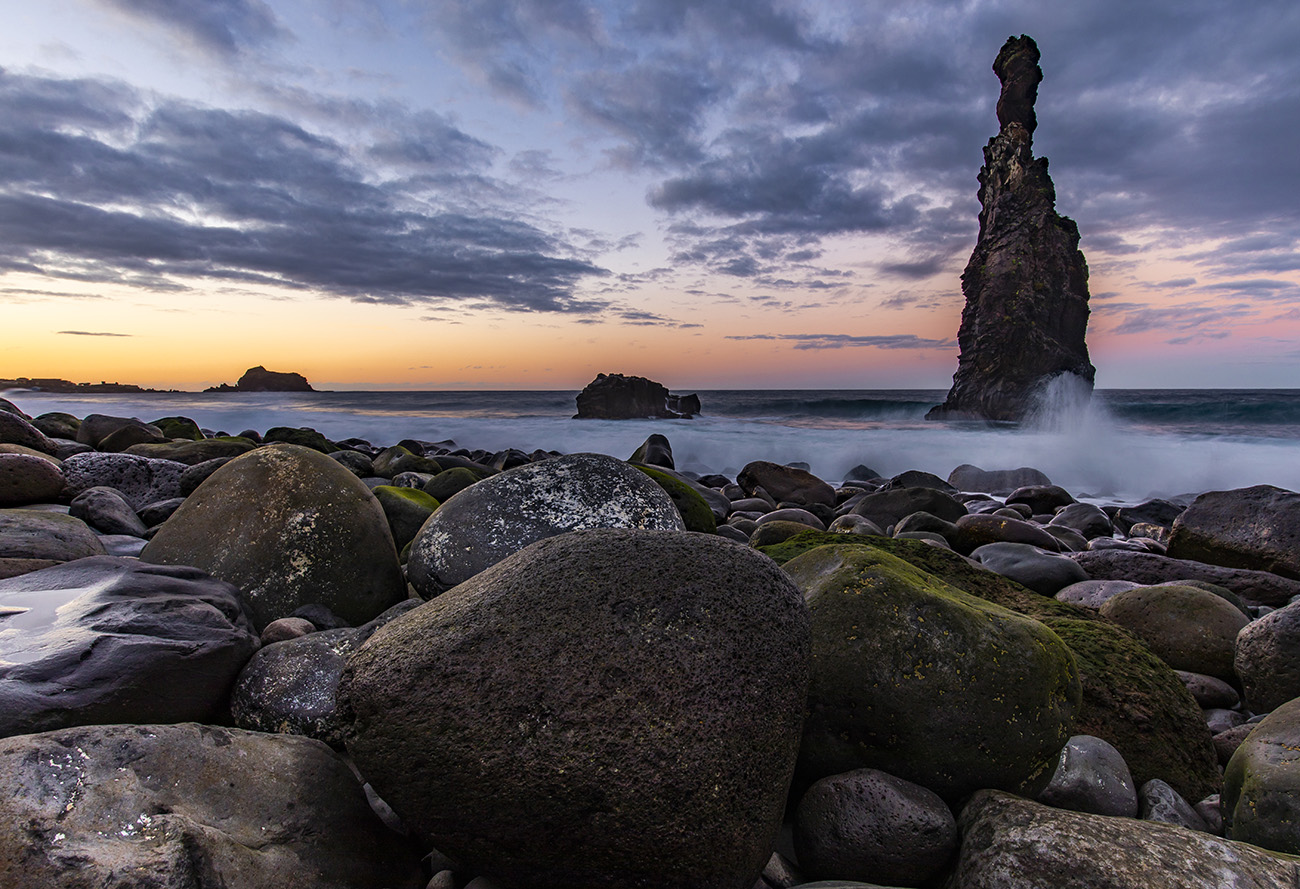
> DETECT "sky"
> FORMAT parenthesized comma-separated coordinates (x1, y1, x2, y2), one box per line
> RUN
(1, 0, 1299, 391)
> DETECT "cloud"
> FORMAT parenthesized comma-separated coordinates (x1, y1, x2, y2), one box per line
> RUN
(94, 0, 288, 57)
(726, 333, 955, 351)
(57, 330, 131, 336)
(1108, 302, 1257, 339)
(0, 67, 607, 313)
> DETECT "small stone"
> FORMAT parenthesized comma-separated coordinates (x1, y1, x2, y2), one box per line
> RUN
(1140, 778, 1210, 832)
(1037, 735, 1137, 818)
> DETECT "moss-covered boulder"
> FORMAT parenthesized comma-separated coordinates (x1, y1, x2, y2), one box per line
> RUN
(31, 412, 80, 440)
(125, 437, 257, 466)
(373, 485, 439, 553)
(761, 531, 1222, 802)
(421, 467, 482, 503)
(634, 464, 717, 533)
(372, 445, 443, 479)
(150, 416, 205, 441)
(1224, 697, 1300, 854)
(783, 543, 1080, 801)
(262, 426, 338, 454)
(1099, 584, 1249, 681)
(141, 444, 406, 630)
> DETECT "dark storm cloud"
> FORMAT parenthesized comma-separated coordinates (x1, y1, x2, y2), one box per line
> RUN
(0, 67, 606, 312)
(95, 0, 288, 56)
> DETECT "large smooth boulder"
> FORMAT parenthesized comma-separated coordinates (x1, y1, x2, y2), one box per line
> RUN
(953, 513, 1060, 553)
(851, 486, 967, 527)
(949, 790, 1298, 888)
(61, 452, 186, 510)
(794, 768, 957, 886)
(1098, 584, 1248, 681)
(756, 532, 1223, 803)
(947, 464, 1051, 495)
(739, 460, 836, 508)
(1236, 600, 1300, 712)
(0, 723, 421, 889)
(1168, 485, 1300, 579)
(69, 485, 148, 537)
(0, 452, 64, 506)
(0, 556, 258, 737)
(125, 437, 257, 465)
(970, 542, 1089, 595)
(406, 452, 685, 597)
(1224, 697, 1300, 853)
(141, 444, 405, 631)
(1071, 548, 1300, 607)
(0, 508, 106, 563)
(341, 529, 810, 889)
(783, 544, 1080, 801)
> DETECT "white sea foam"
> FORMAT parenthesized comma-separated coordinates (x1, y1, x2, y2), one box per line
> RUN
(5, 388, 1299, 502)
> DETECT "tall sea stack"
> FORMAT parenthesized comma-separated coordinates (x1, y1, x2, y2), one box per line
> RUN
(927, 36, 1094, 422)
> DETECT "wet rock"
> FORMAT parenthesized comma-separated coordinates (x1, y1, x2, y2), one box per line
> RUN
(0, 452, 64, 506)
(954, 513, 1060, 553)
(1140, 778, 1210, 832)
(793, 768, 957, 886)
(69, 485, 148, 537)
(949, 789, 1297, 888)
(628, 432, 675, 468)
(573, 372, 700, 419)
(341, 529, 809, 889)
(851, 486, 967, 528)
(1049, 502, 1113, 539)
(407, 452, 684, 597)
(0, 556, 257, 737)
(1168, 485, 1300, 579)
(61, 452, 186, 510)
(1175, 670, 1240, 710)
(927, 35, 1094, 421)
(141, 444, 406, 631)
(947, 464, 1051, 494)
(1070, 548, 1300, 607)
(784, 543, 1080, 802)
(0, 409, 58, 454)
(1098, 584, 1248, 680)
(1037, 734, 1137, 817)
(739, 460, 836, 508)
(970, 541, 1089, 595)
(1236, 598, 1300, 713)
(0, 509, 106, 563)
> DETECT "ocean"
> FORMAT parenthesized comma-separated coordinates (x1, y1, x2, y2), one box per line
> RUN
(5, 387, 1300, 503)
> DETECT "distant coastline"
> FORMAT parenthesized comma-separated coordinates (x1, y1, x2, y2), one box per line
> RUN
(0, 376, 179, 394)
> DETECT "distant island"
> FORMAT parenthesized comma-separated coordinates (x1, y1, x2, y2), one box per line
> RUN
(205, 366, 315, 393)
(0, 377, 176, 393)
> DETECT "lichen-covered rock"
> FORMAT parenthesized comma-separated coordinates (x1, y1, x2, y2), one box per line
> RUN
(0, 556, 258, 737)
(141, 443, 405, 630)
(1224, 696, 1300, 854)
(1168, 484, 1300, 580)
(927, 36, 1094, 422)
(949, 790, 1298, 888)
(407, 452, 684, 597)
(373, 484, 439, 553)
(784, 543, 1080, 801)
(0, 723, 421, 889)
(758, 532, 1223, 803)
(341, 529, 809, 889)
(634, 464, 718, 533)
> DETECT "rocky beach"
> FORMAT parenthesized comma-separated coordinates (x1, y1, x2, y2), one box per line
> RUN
(3, 393, 1300, 888)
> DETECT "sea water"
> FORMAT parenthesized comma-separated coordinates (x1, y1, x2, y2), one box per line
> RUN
(5, 387, 1300, 503)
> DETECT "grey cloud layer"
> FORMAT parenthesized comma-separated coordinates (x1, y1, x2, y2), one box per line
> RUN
(0, 67, 605, 311)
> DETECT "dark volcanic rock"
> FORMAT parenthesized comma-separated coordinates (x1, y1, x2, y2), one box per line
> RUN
(1070, 548, 1300, 607)
(206, 364, 315, 392)
(927, 35, 1095, 422)
(341, 529, 809, 889)
(1167, 484, 1300, 579)
(0, 723, 423, 889)
(0, 556, 258, 737)
(573, 372, 700, 419)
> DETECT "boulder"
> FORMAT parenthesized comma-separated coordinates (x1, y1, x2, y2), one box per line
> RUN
(784, 543, 1080, 801)
(0, 452, 65, 506)
(926, 35, 1094, 421)
(634, 465, 718, 533)
(970, 542, 1089, 595)
(421, 466, 482, 502)
(1176, 670, 1240, 710)
(1236, 600, 1300, 712)
(0, 723, 420, 889)
(953, 513, 1060, 554)
(573, 372, 700, 419)
(947, 464, 1051, 495)
(68, 485, 148, 537)
(949, 790, 1298, 888)
(1049, 502, 1113, 539)
(372, 485, 440, 553)
(341, 529, 810, 889)
(739, 461, 836, 508)
(124, 437, 257, 465)
(1098, 584, 1248, 681)
(31, 411, 80, 440)
(878, 469, 956, 493)
(851, 486, 967, 528)
(1139, 778, 1209, 832)
(1070, 548, 1300, 607)
(1037, 734, 1137, 817)
(407, 452, 684, 597)
(1113, 498, 1185, 536)
(75, 413, 164, 449)
(263, 426, 338, 453)
(793, 768, 957, 886)
(0, 509, 106, 562)
(61, 452, 186, 510)
(1224, 696, 1300, 853)
(0, 556, 258, 737)
(1005, 484, 1076, 514)
(628, 432, 675, 468)
(141, 443, 405, 630)
(0, 409, 57, 454)
(1168, 485, 1300, 579)
(1055, 578, 1139, 610)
